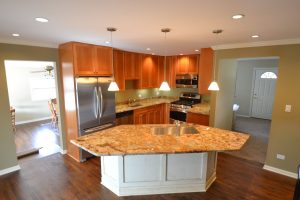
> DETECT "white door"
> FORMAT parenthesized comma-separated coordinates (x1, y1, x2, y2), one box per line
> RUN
(251, 68, 278, 119)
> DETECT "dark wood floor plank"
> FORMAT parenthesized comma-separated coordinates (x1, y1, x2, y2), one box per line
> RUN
(0, 153, 296, 200)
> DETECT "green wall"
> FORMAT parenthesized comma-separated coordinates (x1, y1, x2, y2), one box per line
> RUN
(0, 43, 66, 171)
(210, 44, 300, 173)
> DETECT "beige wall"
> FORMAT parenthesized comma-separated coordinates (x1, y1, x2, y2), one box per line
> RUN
(235, 58, 279, 116)
(0, 43, 66, 171)
(210, 44, 300, 173)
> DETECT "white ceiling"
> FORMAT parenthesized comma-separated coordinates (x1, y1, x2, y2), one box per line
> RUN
(0, 0, 300, 55)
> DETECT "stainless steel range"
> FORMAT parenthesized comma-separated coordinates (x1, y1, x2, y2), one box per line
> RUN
(170, 92, 201, 123)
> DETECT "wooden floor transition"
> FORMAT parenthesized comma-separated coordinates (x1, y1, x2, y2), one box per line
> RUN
(0, 153, 295, 200)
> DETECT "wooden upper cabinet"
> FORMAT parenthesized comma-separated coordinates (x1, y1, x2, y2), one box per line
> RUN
(158, 56, 176, 88)
(113, 49, 125, 91)
(188, 54, 199, 74)
(72, 42, 113, 76)
(73, 43, 95, 75)
(139, 54, 158, 88)
(198, 48, 213, 94)
(124, 51, 141, 80)
(175, 54, 199, 75)
(94, 46, 113, 76)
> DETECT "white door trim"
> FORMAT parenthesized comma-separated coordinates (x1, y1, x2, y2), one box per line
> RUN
(250, 67, 278, 118)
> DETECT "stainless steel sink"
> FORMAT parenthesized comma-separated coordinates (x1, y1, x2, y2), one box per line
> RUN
(151, 126, 199, 136)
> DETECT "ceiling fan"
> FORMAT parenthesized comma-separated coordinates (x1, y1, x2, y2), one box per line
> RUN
(30, 65, 54, 78)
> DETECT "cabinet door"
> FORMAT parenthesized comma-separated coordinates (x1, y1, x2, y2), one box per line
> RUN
(188, 54, 199, 74)
(166, 56, 176, 88)
(198, 48, 213, 94)
(140, 55, 158, 88)
(186, 112, 209, 126)
(113, 50, 125, 91)
(157, 56, 165, 88)
(94, 46, 113, 76)
(134, 107, 149, 124)
(124, 52, 140, 80)
(176, 56, 189, 74)
(73, 43, 95, 76)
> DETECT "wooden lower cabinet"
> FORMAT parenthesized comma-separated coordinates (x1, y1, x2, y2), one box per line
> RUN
(134, 104, 168, 124)
(186, 112, 209, 126)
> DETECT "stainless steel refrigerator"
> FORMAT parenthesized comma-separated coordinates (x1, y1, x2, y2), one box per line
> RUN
(75, 77, 116, 161)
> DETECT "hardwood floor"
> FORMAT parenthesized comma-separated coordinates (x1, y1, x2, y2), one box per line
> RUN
(14, 120, 61, 162)
(0, 153, 296, 200)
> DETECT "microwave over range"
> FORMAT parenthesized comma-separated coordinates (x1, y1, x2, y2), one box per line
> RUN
(176, 74, 198, 88)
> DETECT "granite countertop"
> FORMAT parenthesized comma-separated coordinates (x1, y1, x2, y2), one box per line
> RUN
(115, 97, 177, 113)
(188, 103, 210, 115)
(71, 124, 249, 156)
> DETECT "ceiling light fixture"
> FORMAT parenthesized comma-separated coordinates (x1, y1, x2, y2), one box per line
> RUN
(105, 41, 110, 44)
(12, 33, 20, 37)
(146, 48, 151, 51)
(107, 27, 120, 92)
(208, 29, 223, 91)
(195, 49, 199, 52)
(35, 17, 49, 23)
(232, 14, 245, 19)
(179, 53, 183, 55)
(159, 28, 171, 91)
(251, 35, 259, 38)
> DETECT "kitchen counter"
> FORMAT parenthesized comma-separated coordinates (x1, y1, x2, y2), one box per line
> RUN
(71, 124, 248, 196)
(71, 124, 248, 156)
(115, 97, 177, 113)
(188, 103, 210, 115)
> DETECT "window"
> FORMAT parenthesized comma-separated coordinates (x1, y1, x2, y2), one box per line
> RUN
(30, 77, 56, 101)
(260, 72, 277, 79)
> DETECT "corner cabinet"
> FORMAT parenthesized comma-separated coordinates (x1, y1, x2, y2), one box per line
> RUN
(198, 48, 213, 94)
(72, 42, 113, 76)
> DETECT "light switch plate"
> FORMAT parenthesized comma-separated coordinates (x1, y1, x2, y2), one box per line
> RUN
(277, 154, 285, 160)
(285, 105, 292, 112)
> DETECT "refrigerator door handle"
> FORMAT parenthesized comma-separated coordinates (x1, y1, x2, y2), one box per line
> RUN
(98, 86, 104, 118)
(94, 87, 99, 118)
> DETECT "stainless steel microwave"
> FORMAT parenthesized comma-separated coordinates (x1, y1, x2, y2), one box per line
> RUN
(176, 74, 198, 88)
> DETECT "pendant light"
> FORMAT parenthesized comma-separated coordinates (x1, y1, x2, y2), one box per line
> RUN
(107, 27, 120, 91)
(208, 29, 223, 91)
(159, 28, 171, 91)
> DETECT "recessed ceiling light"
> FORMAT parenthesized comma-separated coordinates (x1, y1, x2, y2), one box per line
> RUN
(179, 53, 183, 55)
(12, 33, 20, 37)
(35, 17, 49, 23)
(232, 14, 245, 19)
(195, 49, 199, 52)
(105, 41, 110, 44)
(146, 48, 151, 51)
(251, 35, 259, 38)
(152, 53, 155, 55)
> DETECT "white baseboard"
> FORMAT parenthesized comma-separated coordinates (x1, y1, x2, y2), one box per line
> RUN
(0, 165, 21, 176)
(235, 114, 250, 118)
(263, 164, 297, 179)
(60, 149, 67, 155)
(16, 117, 51, 125)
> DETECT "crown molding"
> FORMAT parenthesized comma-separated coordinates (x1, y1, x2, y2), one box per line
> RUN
(212, 38, 300, 50)
(0, 38, 58, 49)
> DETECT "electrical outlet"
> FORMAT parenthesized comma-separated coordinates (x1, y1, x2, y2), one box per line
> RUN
(276, 154, 285, 160)
(285, 105, 292, 112)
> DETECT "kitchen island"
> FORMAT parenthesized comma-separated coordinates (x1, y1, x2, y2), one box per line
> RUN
(71, 124, 249, 196)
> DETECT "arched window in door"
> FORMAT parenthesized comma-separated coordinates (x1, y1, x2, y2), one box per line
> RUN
(260, 72, 277, 79)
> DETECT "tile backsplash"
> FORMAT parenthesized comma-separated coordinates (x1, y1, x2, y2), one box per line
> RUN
(115, 83, 210, 104)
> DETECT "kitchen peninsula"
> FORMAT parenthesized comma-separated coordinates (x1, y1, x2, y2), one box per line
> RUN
(71, 124, 249, 196)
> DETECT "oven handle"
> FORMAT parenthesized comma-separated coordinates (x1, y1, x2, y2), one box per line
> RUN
(170, 107, 188, 113)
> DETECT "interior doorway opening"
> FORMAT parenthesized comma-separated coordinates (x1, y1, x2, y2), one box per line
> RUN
(5, 60, 61, 162)
(229, 57, 279, 163)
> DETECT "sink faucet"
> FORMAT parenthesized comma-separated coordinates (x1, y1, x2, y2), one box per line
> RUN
(174, 120, 181, 127)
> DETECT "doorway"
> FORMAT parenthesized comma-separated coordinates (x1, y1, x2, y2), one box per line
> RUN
(229, 57, 279, 163)
(5, 60, 61, 162)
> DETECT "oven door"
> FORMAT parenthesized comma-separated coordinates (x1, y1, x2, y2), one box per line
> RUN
(170, 109, 187, 123)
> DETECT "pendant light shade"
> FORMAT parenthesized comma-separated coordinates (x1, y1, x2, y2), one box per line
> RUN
(159, 28, 171, 91)
(208, 29, 223, 91)
(159, 81, 171, 91)
(108, 81, 120, 91)
(208, 81, 219, 91)
(107, 27, 119, 92)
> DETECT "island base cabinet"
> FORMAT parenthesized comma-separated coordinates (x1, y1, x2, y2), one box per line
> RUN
(100, 152, 217, 196)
